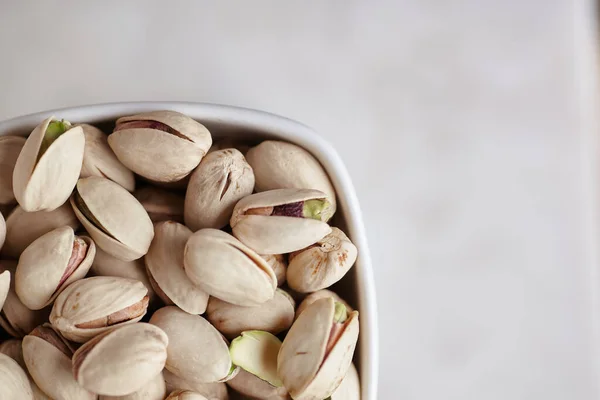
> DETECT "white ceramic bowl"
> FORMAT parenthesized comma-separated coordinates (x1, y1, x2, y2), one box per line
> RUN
(0, 102, 379, 400)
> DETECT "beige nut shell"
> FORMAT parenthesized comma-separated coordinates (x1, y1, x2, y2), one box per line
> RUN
(226, 368, 290, 400)
(166, 390, 209, 400)
(0, 211, 5, 252)
(295, 289, 353, 321)
(0, 136, 26, 206)
(261, 254, 287, 287)
(0, 353, 33, 399)
(163, 369, 229, 400)
(99, 372, 166, 400)
(331, 363, 360, 400)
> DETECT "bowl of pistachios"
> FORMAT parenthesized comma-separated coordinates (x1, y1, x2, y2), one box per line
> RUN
(0, 102, 378, 400)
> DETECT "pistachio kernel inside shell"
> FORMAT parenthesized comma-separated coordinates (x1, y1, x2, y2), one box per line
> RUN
(30, 325, 72, 357)
(57, 237, 88, 289)
(324, 302, 350, 359)
(246, 199, 331, 221)
(115, 120, 191, 141)
(37, 119, 72, 161)
(75, 295, 149, 329)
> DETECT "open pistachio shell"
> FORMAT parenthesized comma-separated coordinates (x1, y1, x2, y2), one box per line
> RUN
(134, 186, 185, 223)
(79, 124, 136, 192)
(15, 226, 96, 310)
(245, 141, 336, 213)
(277, 298, 359, 400)
(295, 290, 353, 321)
(226, 368, 290, 400)
(184, 149, 254, 230)
(99, 372, 166, 400)
(145, 221, 209, 314)
(108, 110, 212, 183)
(184, 229, 277, 306)
(206, 289, 295, 340)
(50, 276, 149, 343)
(0, 339, 51, 400)
(230, 189, 333, 255)
(72, 323, 168, 396)
(166, 390, 209, 400)
(23, 324, 97, 400)
(261, 254, 287, 287)
(2, 202, 80, 259)
(0, 136, 26, 206)
(70, 176, 154, 261)
(13, 117, 85, 212)
(150, 306, 237, 384)
(0, 352, 34, 399)
(331, 363, 360, 400)
(163, 369, 230, 400)
(287, 227, 357, 293)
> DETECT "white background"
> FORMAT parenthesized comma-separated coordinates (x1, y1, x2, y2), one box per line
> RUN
(0, 1, 598, 399)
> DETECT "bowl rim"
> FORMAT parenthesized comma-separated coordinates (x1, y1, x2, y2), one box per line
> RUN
(0, 101, 379, 400)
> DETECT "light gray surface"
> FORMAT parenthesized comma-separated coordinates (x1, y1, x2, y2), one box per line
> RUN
(0, 1, 597, 399)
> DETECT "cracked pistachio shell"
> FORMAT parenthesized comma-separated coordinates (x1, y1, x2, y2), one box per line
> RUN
(150, 306, 237, 384)
(50, 276, 149, 343)
(70, 176, 154, 261)
(226, 368, 290, 400)
(245, 141, 336, 212)
(206, 289, 295, 340)
(163, 369, 229, 400)
(99, 372, 166, 400)
(72, 323, 168, 396)
(166, 390, 209, 400)
(0, 339, 51, 400)
(287, 227, 357, 293)
(145, 221, 209, 314)
(277, 298, 359, 400)
(2, 202, 79, 259)
(261, 254, 287, 287)
(184, 149, 254, 230)
(0, 352, 33, 399)
(0, 136, 26, 206)
(331, 363, 360, 400)
(13, 117, 85, 212)
(108, 110, 212, 183)
(0, 211, 5, 252)
(0, 261, 50, 338)
(16, 226, 96, 310)
(184, 229, 277, 306)
(23, 324, 97, 400)
(79, 124, 136, 192)
(230, 189, 333, 255)
(134, 186, 185, 223)
(295, 290, 353, 321)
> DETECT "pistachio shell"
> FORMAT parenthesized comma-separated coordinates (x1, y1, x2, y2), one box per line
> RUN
(0, 269, 9, 311)
(50, 276, 149, 343)
(0, 339, 51, 400)
(184, 149, 254, 230)
(79, 124, 136, 192)
(206, 289, 295, 339)
(245, 141, 336, 212)
(108, 110, 212, 182)
(146, 221, 209, 314)
(0, 352, 33, 399)
(163, 369, 230, 400)
(2, 202, 80, 259)
(226, 368, 290, 400)
(184, 229, 276, 306)
(230, 189, 333, 254)
(134, 186, 185, 223)
(71, 176, 154, 261)
(16, 226, 96, 310)
(261, 254, 287, 287)
(166, 390, 209, 400)
(23, 324, 97, 400)
(330, 363, 360, 400)
(72, 323, 168, 396)
(0, 136, 26, 206)
(150, 306, 235, 384)
(277, 298, 359, 400)
(287, 227, 357, 293)
(295, 290, 353, 321)
(13, 117, 85, 212)
(99, 372, 166, 400)
(0, 211, 5, 252)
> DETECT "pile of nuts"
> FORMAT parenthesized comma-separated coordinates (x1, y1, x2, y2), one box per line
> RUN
(0, 110, 360, 400)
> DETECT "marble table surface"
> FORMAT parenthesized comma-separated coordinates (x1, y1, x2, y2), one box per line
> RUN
(0, 1, 598, 399)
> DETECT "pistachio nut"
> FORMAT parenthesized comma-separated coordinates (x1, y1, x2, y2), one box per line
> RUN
(0, 269, 9, 311)
(245, 141, 336, 213)
(108, 110, 212, 182)
(184, 149, 254, 230)
(79, 123, 136, 192)
(206, 289, 295, 340)
(150, 306, 237, 384)
(70, 176, 154, 261)
(0, 261, 50, 338)
(72, 322, 169, 396)
(2, 202, 80, 259)
(23, 324, 97, 400)
(0, 339, 51, 400)
(230, 189, 333, 255)
(226, 368, 290, 400)
(50, 276, 149, 343)
(0, 211, 6, 252)
(330, 363, 360, 400)
(163, 369, 230, 400)
(13, 117, 85, 212)
(229, 331, 282, 387)
(287, 227, 357, 293)
(184, 229, 277, 306)
(277, 298, 359, 400)
(0, 136, 26, 206)
(0, 352, 33, 399)
(295, 290, 353, 321)
(166, 390, 209, 400)
(146, 221, 209, 314)
(261, 254, 287, 287)
(15, 226, 96, 310)
(134, 186, 185, 223)
(99, 372, 166, 400)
